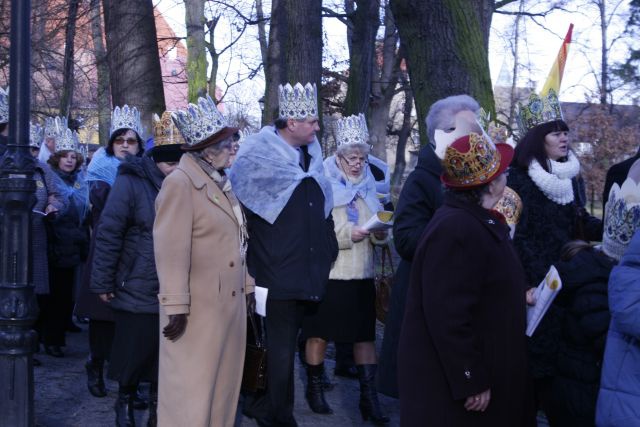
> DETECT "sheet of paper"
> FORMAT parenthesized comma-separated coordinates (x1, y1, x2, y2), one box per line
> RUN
(526, 265, 562, 337)
(255, 285, 268, 317)
(362, 211, 394, 232)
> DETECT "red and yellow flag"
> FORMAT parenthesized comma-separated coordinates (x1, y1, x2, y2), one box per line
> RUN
(540, 23, 574, 96)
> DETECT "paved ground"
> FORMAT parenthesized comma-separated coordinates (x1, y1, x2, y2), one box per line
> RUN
(33, 324, 400, 426)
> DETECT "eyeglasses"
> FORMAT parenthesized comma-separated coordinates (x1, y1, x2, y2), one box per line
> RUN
(113, 137, 139, 145)
(341, 155, 368, 167)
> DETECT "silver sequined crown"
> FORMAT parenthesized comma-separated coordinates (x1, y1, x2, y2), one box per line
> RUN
(30, 122, 44, 148)
(0, 86, 8, 124)
(44, 116, 68, 139)
(54, 128, 79, 153)
(603, 179, 640, 261)
(335, 114, 370, 147)
(111, 105, 143, 137)
(171, 95, 227, 147)
(278, 83, 318, 120)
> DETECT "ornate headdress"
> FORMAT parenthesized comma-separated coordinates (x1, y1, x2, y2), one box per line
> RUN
(171, 95, 228, 148)
(278, 83, 318, 120)
(110, 105, 143, 137)
(441, 132, 513, 188)
(516, 89, 564, 136)
(603, 178, 640, 261)
(30, 122, 44, 149)
(153, 111, 185, 146)
(54, 128, 79, 153)
(335, 114, 370, 147)
(494, 186, 523, 225)
(0, 86, 8, 124)
(44, 116, 68, 139)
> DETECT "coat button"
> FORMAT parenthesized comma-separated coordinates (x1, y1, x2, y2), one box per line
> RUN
(464, 370, 471, 379)
(229, 261, 234, 267)
(232, 291, 236, 296)
(161, 297, 167, 302)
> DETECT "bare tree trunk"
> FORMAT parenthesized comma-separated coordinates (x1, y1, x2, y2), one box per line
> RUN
(343, 0, 379, 116)
(255, 0, 269, 67)
(102, 0, 166, 133)
(206, 17, 220, 101)
(59, 0, 80, 118)
(391, 72, 413, 188)
(345, 0, 355, 54)
(598, 0, 609, 105)
(263, 0, 287, 124)
(90, 0, 111, 145)
(390, 0, 495, 146)
(184, 0, 207, 103)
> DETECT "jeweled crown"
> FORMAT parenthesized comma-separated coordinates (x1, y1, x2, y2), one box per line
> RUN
(44, 116, 68, 139)
(335, 114, 370, 147)
(494, 186, 523, 225)
(172, 95, 227, 147)
(278, 83, 318, 120)
(603, 178, 640, 261)
(443, 132, 501, 187)
(30, 122, 44, 149)
(111, 105, 143, 137)
(0, 86, 8, 124)
(516, 89, 564, 136)
(153, 112, 185, 146)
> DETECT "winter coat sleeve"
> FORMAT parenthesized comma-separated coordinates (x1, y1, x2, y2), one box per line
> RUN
(42, 163, 66, 212)
(608, 233, 640, 339)
(90, 175, 134, 295)
(326, 213, 339, 262)
(332, 206, 354, 250)
(154, 173, 193, 316)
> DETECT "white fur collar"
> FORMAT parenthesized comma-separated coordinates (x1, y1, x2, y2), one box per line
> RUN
(528, 151, 580, 205)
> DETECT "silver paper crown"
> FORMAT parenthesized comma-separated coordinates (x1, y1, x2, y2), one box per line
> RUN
(171, 95, 227, 147)
(110, 105, 143, 137)
(30, 122, 44, 148)
(335, 114, 370, 147)
(0, 86, 8, 124)
(44, 116, 68, 139)
(278, 83, 318, 120)
(603, 179, 640, 261)
(54, 128, 79, 153)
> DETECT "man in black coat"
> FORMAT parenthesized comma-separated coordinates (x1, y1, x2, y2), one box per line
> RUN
(602, 147, 640, 220)
(377, 94, 480, 398)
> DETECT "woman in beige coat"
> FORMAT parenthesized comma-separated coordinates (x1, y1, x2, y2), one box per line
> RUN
(153, 96, 255, 427)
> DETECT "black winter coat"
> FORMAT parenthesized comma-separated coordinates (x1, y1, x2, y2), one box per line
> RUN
(548, 248, 615, 427)
(90, 156, 165, 314)
(378, 144, 443, 398)
(508, 166, 602, 379)
(245, 148, 338, 301)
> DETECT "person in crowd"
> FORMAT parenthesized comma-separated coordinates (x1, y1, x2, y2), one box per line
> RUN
(301, 114, 389, 423)
(378, 94, 481, 398)
(508, 90, 602, 418)
(398, 132, 533, 426)
(595, 160, 640, 426)
(43, 122, 90, 358)
(601, 146, 640, 219)
(90, 112, 184, 427)
(77, 105, 144, 399)
(544, 239, 615, 427)
(230, 83, 338, 426)
(154, 96, 254, 427)
(39, 116, 61, 163)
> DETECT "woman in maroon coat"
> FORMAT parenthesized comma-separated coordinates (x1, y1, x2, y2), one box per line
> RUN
(398, 132, 534, 426)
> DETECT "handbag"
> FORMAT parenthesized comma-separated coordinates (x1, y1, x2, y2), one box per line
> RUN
(241, 312, 267, 393)
(374, 244, 394, 324)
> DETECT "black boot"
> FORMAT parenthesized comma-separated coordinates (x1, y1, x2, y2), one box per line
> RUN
(305, 363, 333, 414)
(147, 384, 157, 427)
(132, 386, 148, 410)
(115, 387, 136, 427)
(85, 357, 107, 397)
(357, 365, 389, 425)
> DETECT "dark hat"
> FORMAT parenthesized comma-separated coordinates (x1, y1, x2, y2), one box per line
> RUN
(149, 143, 184, 163)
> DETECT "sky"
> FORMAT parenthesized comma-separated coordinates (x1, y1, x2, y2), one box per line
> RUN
(154, 0, 635, 105)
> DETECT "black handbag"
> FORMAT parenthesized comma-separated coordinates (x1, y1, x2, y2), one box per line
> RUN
(241, 312, 267, 393)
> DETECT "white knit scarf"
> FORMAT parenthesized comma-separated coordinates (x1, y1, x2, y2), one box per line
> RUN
(528, 151, 580, 205)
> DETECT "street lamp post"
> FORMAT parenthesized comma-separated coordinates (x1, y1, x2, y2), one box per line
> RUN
(0, 0, 37, 426)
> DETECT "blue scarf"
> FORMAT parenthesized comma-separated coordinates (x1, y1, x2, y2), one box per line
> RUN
(86, 146, 121, 186)
(229, 126, 333, 224)
(52, 168, 89, 224)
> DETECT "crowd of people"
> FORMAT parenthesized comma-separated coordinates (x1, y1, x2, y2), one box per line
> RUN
(1, 75, 640, 427)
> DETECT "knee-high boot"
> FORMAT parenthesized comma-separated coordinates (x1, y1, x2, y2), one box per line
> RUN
(357, 364, 389, 425)
(305, 363, 333, 414)
(115, 385, 136, 427)
(85, 356, 107, 397)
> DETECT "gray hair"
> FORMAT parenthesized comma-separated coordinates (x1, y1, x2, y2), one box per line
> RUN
(192, 138, 230, 159)
(335, 143, 371, 158)
(425, 95, 480, 146)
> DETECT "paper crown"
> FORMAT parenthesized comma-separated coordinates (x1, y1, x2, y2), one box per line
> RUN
(516, 89, 564, 136)
(433, 109, 484, 160)
(278, 83, 318, 120)
(153, 112, 185, 146)
(54, 128, 79, 153)
(441, 132, 513, 188)
(603, 178, 640, 261)
(335, 114, 370, 147)
(44, 116, 68, 139)
(30, 122, 44, 149)
(111, 105, 143, 137)
(0, 86, 8, 124)
(171, 95, 228, 147)
(494, 186, 523, 225)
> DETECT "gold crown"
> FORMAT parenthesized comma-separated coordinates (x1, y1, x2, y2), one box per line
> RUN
(494, 186, 522, 225)
(153, 112, 185, 146)
(516, 89, 563, 136)
(443, 132, 501, 187)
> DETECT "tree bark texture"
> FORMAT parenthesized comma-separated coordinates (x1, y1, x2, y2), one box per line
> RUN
(206, 17, 220, 101)
(263, 0, 287, 124)
(343, 0, 379, 116)
(90, 0, 111, 145)
(184, 0, 207, 103)
(390, 0, 495, 146)
(59, 0, 80, 118)
(102, 0, 166, 135)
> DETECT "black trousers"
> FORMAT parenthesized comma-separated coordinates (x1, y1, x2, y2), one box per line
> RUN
(246, 299, 314, 427)
(38, 266, 75, 346)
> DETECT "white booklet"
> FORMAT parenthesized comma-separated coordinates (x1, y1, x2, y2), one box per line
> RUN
(526, 265, 562, 337)
(362, 211, 394, 232)
(254, 286, 268, 317)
